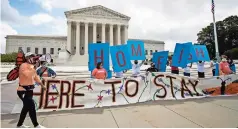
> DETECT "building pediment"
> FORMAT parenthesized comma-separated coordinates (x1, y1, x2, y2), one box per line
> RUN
(65, 5, 130, 20)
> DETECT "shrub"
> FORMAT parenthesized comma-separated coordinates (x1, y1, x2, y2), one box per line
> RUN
(224, 48, 238, 59)
(1, 52, 18, 62)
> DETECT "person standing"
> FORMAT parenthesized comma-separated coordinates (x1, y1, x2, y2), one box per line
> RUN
(219, 58, 232, 75)
(168, 55, 179, 74)
(132, 60, 145, 76)
(197, 61, 205, 78)
(210, 58, 218, 76)
(17, 52, 46, 128)
(92, 62, 107, 80)
(183, 63, 192, 77)
(227, 57, 236, 74)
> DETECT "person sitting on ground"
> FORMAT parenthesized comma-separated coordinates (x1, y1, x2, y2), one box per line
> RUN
(183, 63, 192, 77)
(92, 62, 107, 80)
(146, 63, 159, 72)
(219, 58, 232, 75)
(210, 58, 218, 76)
(197, 61, 205, 78)
(36, 61, 56, 78)
(227, 57, 236, 74)
(132, 60, 145, 76)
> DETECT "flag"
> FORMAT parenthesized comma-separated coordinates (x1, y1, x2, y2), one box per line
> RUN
(211, 0, 215, 14)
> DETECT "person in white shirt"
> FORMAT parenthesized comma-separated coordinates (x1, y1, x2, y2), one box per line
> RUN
(132, 60, 145, 76)
(183, 63, 192, 77)
(197, 61, 205, 78)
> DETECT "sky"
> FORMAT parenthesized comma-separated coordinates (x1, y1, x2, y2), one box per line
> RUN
(1, 0, 238, 53)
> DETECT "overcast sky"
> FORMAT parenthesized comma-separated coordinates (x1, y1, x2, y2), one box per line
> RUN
(1, 0, 238, 53)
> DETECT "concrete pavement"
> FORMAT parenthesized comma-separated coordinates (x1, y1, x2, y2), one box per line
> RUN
(1, 96, 238, 128)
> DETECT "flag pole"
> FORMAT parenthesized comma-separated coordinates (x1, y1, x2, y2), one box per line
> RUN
(212, 0, 220, 62)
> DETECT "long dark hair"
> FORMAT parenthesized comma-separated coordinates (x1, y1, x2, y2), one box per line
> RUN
(96, 62, 102, 69)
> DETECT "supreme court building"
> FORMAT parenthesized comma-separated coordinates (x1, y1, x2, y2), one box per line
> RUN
(6, 5, 165, 65)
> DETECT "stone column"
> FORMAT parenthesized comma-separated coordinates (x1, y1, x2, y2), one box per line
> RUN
(67, 21, 72, 52)
(117, 24, 121, 45)
(124, 25, 128, 44)
(84, 22, 88, 55)
(109, 24, 113, 46)
(93, 23, 97, 43)
(102, 23, 106, 43)
(76, 22, 80, 55)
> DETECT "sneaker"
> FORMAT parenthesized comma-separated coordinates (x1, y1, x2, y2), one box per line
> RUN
(17, 125, 30, 128)
(35, 125, 46, 128)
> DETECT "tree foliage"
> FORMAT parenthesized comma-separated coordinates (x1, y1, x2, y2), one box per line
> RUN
(1, 52, 18, 62)
(197, 15, 238, 59)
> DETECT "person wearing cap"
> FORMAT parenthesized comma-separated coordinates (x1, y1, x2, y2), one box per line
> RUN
(16, 52, 46, 128)
(219, 58, 232, 75)
(36, 56, 56, 78)
(146, 63, 159, 72)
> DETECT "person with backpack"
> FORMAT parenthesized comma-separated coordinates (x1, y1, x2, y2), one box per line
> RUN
(36, 60, 56, 78)
(17, 52, 46, 128)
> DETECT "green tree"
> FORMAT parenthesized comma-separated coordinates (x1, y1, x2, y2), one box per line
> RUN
(197, 15, 238, 59)
(1, 52, 18, 62)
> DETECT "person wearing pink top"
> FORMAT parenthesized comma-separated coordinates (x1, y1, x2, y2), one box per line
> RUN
(92, 62, 107, 80)
(219, 58, 232, 75)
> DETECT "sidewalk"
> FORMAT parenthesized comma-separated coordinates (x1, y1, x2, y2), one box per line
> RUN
(1, 96, 238, 128)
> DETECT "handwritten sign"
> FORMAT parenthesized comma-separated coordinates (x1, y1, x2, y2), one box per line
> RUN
(110, 45, 132, 72)
(193, 45, 210, 61)
(88, 43, 110, 71)
(127, 40, 146, 60)
(152, 51, 169, 72)
(10, 74, 238, 114)
(172, 43, 190, 68)
(184, 42, 198, 63)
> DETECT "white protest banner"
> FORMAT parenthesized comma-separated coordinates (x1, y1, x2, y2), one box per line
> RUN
(11, 73, 238, 113)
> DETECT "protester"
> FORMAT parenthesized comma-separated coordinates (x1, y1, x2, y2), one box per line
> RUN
(36, 61, 56, 78)
(146, 63, 159, 72)
(183, 63, 192, 77)
(115, 70, 127, 78)
(168, 55, 179, 74)
(219, 58, 232, 75)
(92, 62, 107, 79)
(227, 57, 236, 74)
(132, 60, 145, 76)
(17, 52, 46, 128)
(197, 61, 205, 78)
(210, 58, 218, 76)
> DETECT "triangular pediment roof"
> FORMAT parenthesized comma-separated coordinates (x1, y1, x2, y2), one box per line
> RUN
(65, 5, 130, 20)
